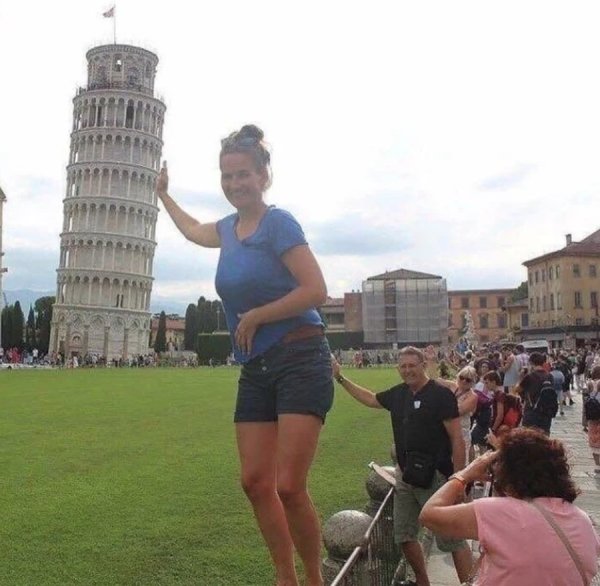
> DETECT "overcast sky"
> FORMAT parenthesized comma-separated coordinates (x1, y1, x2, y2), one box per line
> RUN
(1, 0, 599, 308)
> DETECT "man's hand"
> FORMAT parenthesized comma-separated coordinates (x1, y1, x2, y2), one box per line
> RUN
(156, 161, 169, 198)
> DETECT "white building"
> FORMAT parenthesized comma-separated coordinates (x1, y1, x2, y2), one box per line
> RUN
(50, 44, 166, 359)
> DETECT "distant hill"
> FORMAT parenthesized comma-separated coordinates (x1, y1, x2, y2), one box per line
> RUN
(3, 289, 189, 317)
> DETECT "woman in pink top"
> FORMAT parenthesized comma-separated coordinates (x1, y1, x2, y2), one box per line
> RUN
(420, 428, 600, 585)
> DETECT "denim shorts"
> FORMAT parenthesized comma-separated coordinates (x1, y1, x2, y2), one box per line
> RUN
(234, 335, 334, 423)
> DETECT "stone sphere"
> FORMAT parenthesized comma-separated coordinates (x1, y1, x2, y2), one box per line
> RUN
(365, 466, 396, 501)
(322, 510, 373, 560)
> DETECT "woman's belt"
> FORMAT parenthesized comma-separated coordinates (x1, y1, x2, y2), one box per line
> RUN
(281, 324, 325, 344)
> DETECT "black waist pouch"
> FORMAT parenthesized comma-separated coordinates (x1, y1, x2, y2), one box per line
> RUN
(402, 451, 436, 488)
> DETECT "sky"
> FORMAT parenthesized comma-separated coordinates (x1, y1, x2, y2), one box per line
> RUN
(1, 0, 600, 311)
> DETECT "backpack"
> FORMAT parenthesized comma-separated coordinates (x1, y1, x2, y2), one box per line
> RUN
(501, 394, 523, 428)
(584, 386, 600, 421)
(529, 374, 559, 418)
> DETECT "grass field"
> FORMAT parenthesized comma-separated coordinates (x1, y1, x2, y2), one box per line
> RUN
(1, 367, 400, 586)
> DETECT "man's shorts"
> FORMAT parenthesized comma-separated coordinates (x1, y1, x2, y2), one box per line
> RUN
(234, 335, 334, 423)
(393, 470, 468, 553)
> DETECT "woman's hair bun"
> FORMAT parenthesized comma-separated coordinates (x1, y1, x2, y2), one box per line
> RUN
(238, 124, 264, 142)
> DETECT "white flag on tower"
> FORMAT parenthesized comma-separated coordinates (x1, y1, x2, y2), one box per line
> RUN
(103, 6, 115, 18)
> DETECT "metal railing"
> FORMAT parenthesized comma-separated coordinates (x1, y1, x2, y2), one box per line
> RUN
(330, 486, 403, 586)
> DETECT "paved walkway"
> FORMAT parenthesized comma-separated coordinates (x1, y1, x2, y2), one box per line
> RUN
(426, 394, 600, 585)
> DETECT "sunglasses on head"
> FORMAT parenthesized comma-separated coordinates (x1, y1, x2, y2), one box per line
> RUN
(458, 375, 474, 383)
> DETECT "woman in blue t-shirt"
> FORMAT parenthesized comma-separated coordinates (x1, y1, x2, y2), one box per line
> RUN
(156, 124, 333, 586)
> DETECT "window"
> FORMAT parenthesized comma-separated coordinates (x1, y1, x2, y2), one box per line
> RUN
(125, 103, 134, 128)
(521, 313, 529, 328)
(550, 293, 555, 310)
(549, 266, 554, 280)
(542, 269, 546, 282)
(573, 264, 581, 277)
(590, 265, 597, 278)
(535, 271, 539, 283)
(536, 297, 540, 312)
(497, 296, 505, 308)
(574, 291, 582, 308)
(461, 297, 469, 309)
(479, 296, 487, 308)
(479, 314, 489, 329)
(530, 297, 534, 311)
(448, 315, 453, 327)
(556, 265, 561, 278)
(576, 318, 584, 326)
(497, 314, 506, 328)
(557, 292, 562, 309)
(592, 291, 598, 309)
(529, 272, 533, 285)
(114, 55, 122, 72)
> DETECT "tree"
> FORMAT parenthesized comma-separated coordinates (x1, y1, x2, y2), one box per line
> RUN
(197, 296, 208, 333)
(510, 281, 528, 302)
(34, 296, 55, 354)
(154, 311, 167, 353)
(1, 304, 12, 349)
(183, 304, 199, 351)
(12, 301, 24, 349)
(26, 305, 37, 351)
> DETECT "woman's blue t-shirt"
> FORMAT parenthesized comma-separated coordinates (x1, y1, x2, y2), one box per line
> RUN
(215, 206, 323, 363)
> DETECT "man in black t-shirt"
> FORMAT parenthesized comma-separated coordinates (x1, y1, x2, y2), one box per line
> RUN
(518, 351, 556, 434)
(332, 346, 472, 586)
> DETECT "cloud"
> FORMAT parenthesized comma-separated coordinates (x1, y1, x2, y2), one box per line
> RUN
(479, 164, 536, 191)
(308, 217, 409, 256)
(2, 247, 59, 290)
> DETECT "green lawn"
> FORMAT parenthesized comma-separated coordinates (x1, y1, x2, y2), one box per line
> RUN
(0, 367, 399, 586)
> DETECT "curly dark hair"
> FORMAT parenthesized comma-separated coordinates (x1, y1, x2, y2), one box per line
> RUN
(494, 428, 579, 502)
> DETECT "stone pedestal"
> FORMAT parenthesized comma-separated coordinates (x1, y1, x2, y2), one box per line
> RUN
(322, 510, 372, 585)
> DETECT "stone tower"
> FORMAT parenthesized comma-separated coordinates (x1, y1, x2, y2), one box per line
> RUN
(50, 44, 166, 360)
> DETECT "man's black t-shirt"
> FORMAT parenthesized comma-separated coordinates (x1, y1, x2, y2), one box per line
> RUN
(520, 369, 554, 432)
(376, 379, 459, 478)
(521, 369, 553, 412)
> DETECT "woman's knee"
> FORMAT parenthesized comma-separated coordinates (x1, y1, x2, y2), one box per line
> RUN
(277, 479, 308, 506)
(241, 473, 275, 501)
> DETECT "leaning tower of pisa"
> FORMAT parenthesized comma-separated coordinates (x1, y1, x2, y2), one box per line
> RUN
(50, 44, 166, 360)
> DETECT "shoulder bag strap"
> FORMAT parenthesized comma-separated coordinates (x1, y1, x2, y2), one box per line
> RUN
(527, 500, 589, 586)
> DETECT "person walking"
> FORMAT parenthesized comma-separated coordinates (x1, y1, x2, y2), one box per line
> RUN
(157, 125, 332, 586)
(517, 352, 558, 435)
(585, 365, 600, 476)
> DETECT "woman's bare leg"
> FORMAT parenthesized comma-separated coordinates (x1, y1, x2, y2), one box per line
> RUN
(237, 422, 298, 586)
(276, 414, 324, 586)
